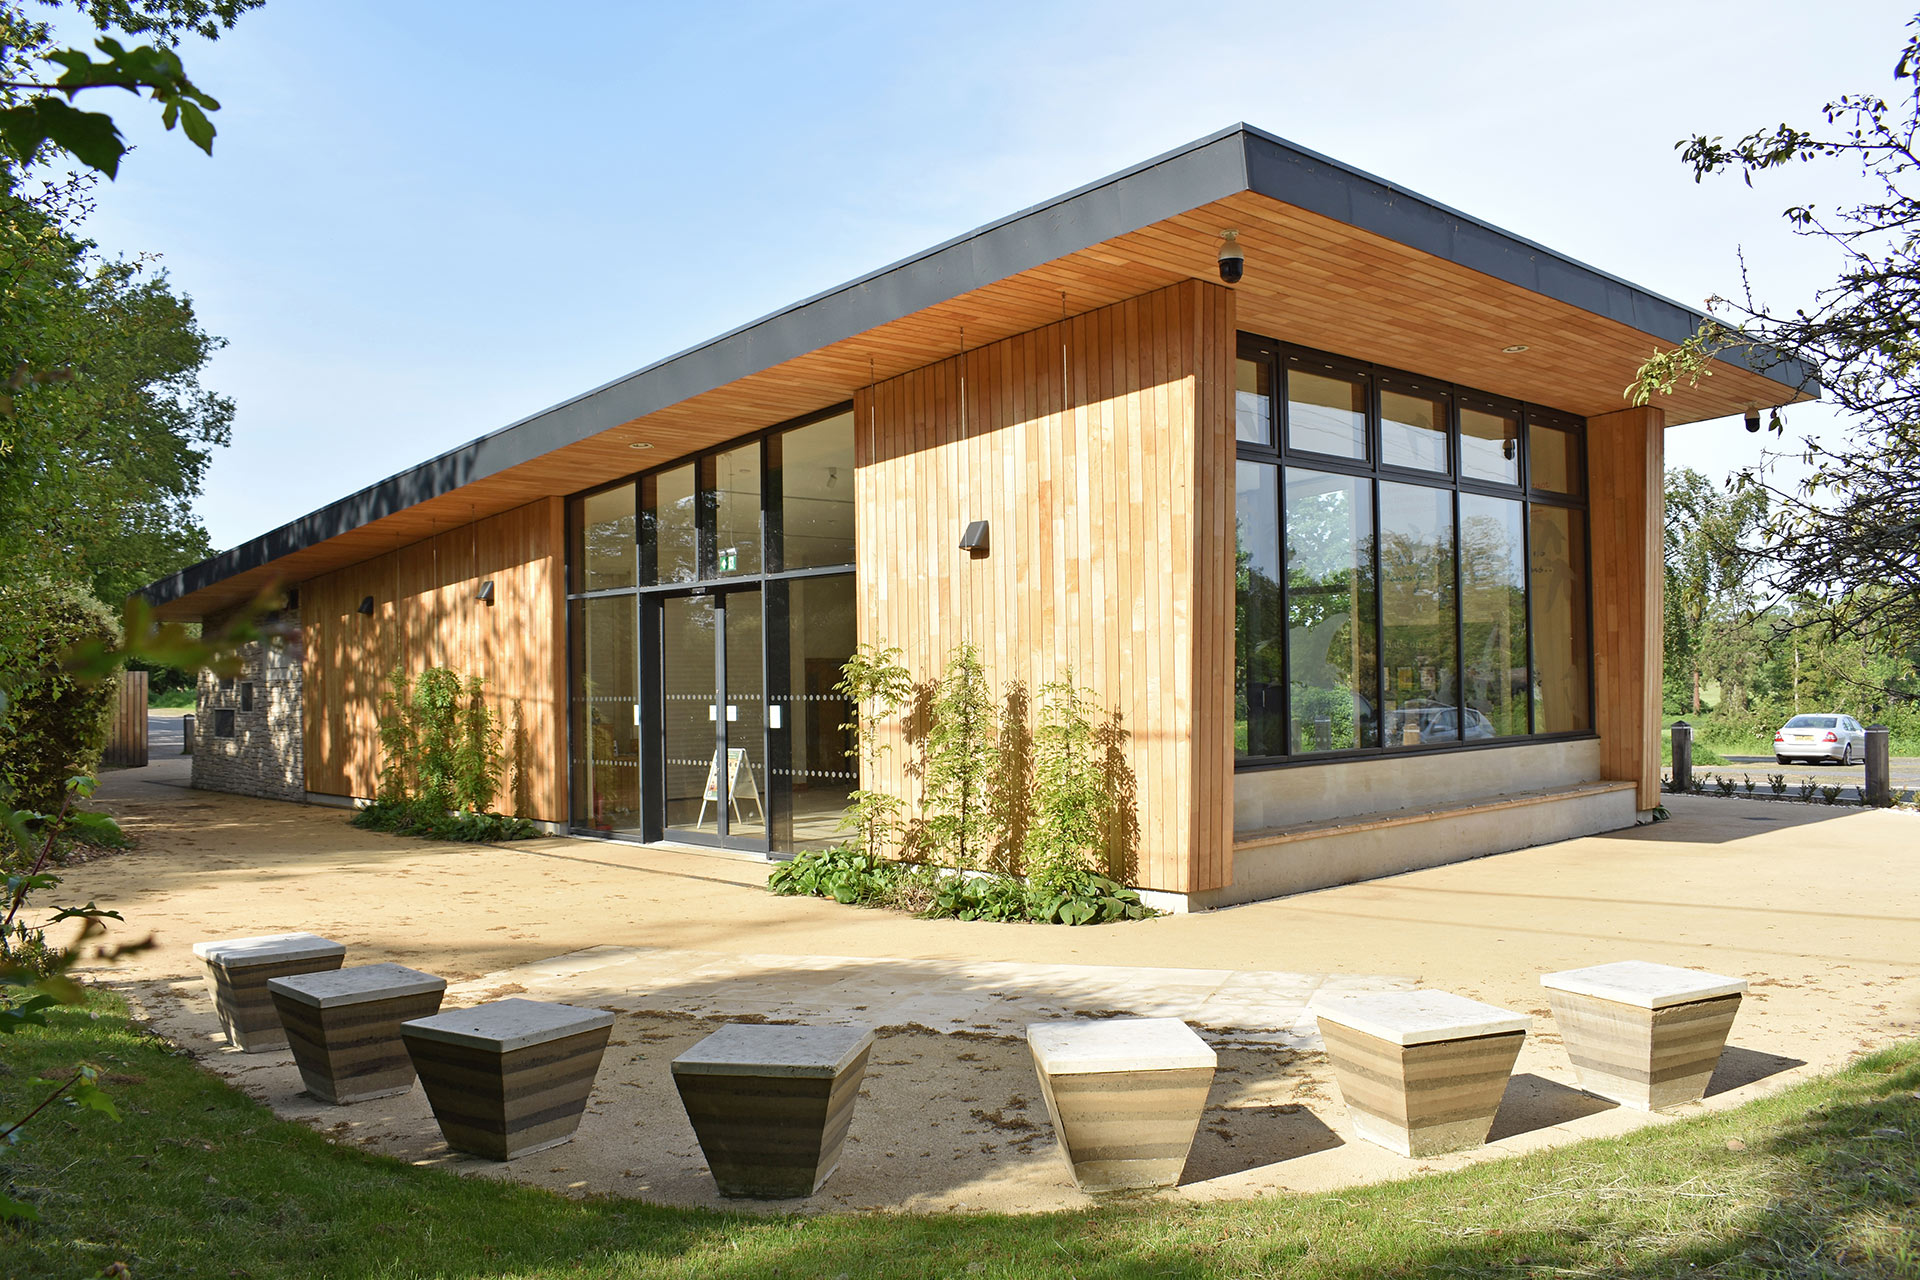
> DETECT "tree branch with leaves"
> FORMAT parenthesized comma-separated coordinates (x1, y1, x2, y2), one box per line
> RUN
(1632, 15, 1920, 691)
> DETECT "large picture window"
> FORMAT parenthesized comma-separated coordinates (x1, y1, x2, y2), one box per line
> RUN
(1234, 337, 1592, 767)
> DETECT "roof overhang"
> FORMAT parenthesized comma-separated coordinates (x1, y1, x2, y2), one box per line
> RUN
(142, 123, 1815, 620)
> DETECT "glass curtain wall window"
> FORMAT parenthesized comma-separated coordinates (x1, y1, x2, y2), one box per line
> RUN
(1233, 337, 1592, 767)
(565, 407, 858, 852)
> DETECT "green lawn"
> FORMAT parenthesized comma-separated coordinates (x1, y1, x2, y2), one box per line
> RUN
(147, 687, 195, 708)
(3, 996, 1915, 1279)
(1660, 726, 1729, 767)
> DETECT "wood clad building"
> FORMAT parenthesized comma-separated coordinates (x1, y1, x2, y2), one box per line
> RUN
(143, 126, 1812, 910)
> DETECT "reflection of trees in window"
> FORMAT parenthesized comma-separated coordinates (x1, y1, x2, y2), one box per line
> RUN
(573, 483, 636, 592)
(1460, 495, 1528, 737)
(1235, 462, 1284, 757)
(1529, 506, 1591, 732)
(1285, 471, 1377, 753)
(643, 465, 698, 583)
(1379, 483, 1457, 745)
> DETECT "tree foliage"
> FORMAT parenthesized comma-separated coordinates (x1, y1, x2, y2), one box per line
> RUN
(1632, 15, 1920, 688)
(1, 5, 245, 606)
(918, 643, 996, 870)
(1, 0, 257, 178)
(0, 578, 118, 813)
(1665, 467, 1770, 712)
(1022, 673, 1116, 899)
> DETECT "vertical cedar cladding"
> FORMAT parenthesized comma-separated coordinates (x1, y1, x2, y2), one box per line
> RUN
(853, 279, 1235, 894)
(301, 498, 568, 822)
(1586, 406, 1664, 809)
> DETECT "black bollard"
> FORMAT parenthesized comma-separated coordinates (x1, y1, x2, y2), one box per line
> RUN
(1865, 725, 1892, 807)
(1671, 720, 1692, 795)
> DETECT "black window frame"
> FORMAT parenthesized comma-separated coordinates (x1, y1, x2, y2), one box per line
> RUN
(1234, 334, 1596, 772)
(563, 402, 857, 849)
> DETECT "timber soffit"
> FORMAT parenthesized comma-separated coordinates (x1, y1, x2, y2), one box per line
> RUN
(139, 123, 1815, 610)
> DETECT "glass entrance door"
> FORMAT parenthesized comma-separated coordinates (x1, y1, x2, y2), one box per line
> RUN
(660, 588, 766, 848)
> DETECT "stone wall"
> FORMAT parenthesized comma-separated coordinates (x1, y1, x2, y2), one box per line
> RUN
(192, 603, 304, 802)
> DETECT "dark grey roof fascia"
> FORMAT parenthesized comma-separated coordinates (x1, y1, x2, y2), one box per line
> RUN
(139, 123, 1810, 609)
(1236, 126, 1818, 391)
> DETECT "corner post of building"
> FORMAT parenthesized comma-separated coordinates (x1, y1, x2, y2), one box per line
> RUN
(1186, 276, 1238, 899)
(1586, 405, 1666, 810)
(545, 494, 571, 825)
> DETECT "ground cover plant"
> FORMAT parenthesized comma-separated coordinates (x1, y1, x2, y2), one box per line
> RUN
(0, 996, 1914, 1278)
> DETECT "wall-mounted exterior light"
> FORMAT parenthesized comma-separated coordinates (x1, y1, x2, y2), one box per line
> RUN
(1744, 408, 1762, 433)
(477, 579, 495, 605)
(357, 596, 375, 616)
(959, 520, 990, 557)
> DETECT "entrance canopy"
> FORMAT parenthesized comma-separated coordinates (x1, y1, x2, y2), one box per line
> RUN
(142, 123, 1813, 621)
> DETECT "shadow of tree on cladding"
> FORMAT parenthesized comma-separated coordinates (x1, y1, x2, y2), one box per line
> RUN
(1097, 709, 1140, 885)
(506, 698, 531, 818)
(988, 679, 1032, 874)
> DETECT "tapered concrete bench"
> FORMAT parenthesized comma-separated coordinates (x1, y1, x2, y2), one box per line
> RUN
(267, 963, 447, 1104)
(1312, 990, 1528, 1157)
(1027, 1017, 1216, 1192)
(400, 998, 615, 1160)
(1542, 961, 1746, 1112)
(192, 932, 347, 1052)
(671, 1023, 876, 1199)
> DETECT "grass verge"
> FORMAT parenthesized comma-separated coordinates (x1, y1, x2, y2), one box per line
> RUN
(1660, 728, 1729, 767)
(3, 995, 1916, 1279)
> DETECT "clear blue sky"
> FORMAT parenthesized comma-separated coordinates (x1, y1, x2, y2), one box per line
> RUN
(62, 0, 1908, 554)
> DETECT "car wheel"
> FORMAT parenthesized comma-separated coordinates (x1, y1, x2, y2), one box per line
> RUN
(1842, 743, 1852, 766)
(1776, 755, 1788, 765)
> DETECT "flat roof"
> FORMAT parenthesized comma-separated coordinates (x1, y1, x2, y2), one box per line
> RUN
(140, 123, 1815, 614)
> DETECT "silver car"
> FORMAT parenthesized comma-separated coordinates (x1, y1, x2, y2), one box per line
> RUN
(1774, 713, 1867, 765)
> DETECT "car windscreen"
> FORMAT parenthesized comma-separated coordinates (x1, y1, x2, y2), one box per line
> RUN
(1784, 715, 1837, 728)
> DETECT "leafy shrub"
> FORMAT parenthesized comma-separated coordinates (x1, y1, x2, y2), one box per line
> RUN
(768, 846, 901, 905)
(922, 870, 1029, 923)
(1025, 867, 1156, 925)
(1769, 772, 1788, 796)
(1742, 775, 1757, 795)
(1023, 675, 1119, 898)
(833, 645, 915, 863)
(368, 666, 520, 838)
(1715, 775, 1737, 796)
(1799, 778, 1818, 801)
(349, 799, 537, 843)
(0, 581, 119, 817)
(920, 644, 997, 870)
(773, 646, 1153, 926)
(770, 846, 1157, 925)
(1820, 784, 1843, 806)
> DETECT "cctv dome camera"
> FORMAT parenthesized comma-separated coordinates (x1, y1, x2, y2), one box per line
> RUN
(1218, 230, 1244, 285)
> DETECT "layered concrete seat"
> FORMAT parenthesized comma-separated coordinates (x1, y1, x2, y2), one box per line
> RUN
(671, 1023, 876, 1199)
(1026, 1017, 1216, 1192)
(1312, 990, 1528, 1157)
(400, 998, 615, 1160)
(267, 963, 446, 1104)
(1542, 960, 1746, 1111)
(192, 932, 346, 1052)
